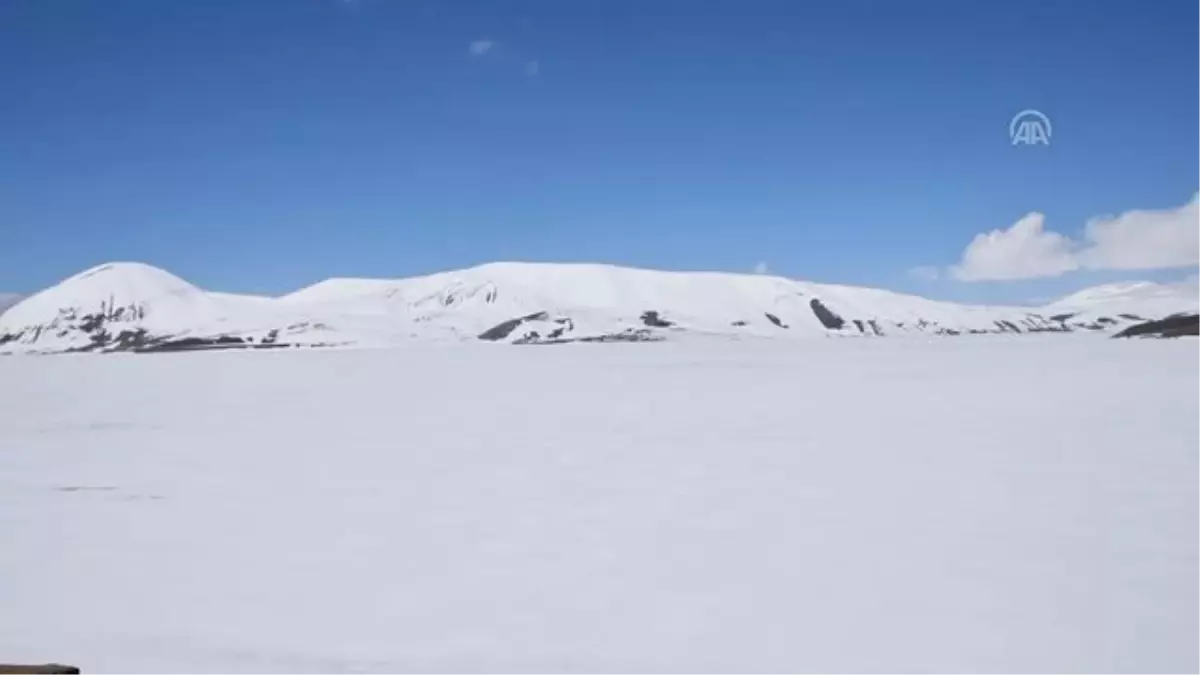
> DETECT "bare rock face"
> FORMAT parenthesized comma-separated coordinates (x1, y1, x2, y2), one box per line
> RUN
(477, 312, 551, 341)
(0, 664, 81, 674)
(1113, 314, 1199, 339)
(640, 310, 674, 328)
(809, 298, 845, 330)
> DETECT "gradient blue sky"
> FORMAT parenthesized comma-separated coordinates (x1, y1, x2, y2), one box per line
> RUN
(1, 0, 1196, 302)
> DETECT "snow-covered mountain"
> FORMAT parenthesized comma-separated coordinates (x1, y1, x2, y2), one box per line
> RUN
(1, 261, 1197, 353)
(0, 263, 346, 354)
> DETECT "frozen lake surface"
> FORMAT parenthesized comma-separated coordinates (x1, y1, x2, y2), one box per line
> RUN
(1, 336, 1196, 672)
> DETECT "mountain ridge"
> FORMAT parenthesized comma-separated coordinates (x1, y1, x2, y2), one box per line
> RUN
(1, 261, 1196, 353)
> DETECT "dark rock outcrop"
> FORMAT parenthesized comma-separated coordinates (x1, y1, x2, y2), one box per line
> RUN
(0, 664, 80, 674)
(764, 313, 788, 328)
(477, 311, 550, 341)
(1113, 314, 1199, 339)
(575, 329, 661, 343)
(640, 311, 674, 328)
(1, 300, 164, 353)
(809, 299, 845, 330)
(517, 328, 661, 345)
(137, 335, 247, 353)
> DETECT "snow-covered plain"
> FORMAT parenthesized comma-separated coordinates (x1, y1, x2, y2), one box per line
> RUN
(1, 336, 1196, 673)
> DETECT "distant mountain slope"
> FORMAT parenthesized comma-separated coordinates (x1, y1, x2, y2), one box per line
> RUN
(0, 292, 22, 316)
(1113, 313, 1200, 339)
(1042, 281, 1199, 322)
(281, 261, 1062, 339)
(0, 263, 343, 353)
(3, 261, 1196, 353)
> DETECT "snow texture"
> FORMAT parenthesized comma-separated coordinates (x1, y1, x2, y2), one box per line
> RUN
(0, 337, 1196, 672)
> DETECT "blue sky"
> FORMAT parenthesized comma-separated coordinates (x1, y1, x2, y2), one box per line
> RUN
(1, 0, 1196, 303)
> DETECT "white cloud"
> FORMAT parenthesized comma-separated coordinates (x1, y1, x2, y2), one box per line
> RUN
(753, 261, 769, 275)
(1076, 194, 1199, 271)
(950, 212, 1078, 281)
(948, 194, 1199, 282)
(468, 39, 495, 57)
(907, 265, 940, 281)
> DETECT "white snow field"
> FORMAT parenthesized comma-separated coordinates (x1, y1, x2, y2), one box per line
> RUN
(1, 336, 1196, 673)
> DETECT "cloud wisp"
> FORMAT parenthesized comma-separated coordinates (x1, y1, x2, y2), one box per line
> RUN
(468, 39, 496, 57)
(907, 266, 941, 281)
(467, 38, 539, 77)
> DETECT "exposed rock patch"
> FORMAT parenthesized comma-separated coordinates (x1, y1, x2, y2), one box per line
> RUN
(809, 299, 845, 330)
(478, 311, 550, 341)
(1113, 314, 1199, 339)
(0, 663, 81, 674)
(517, 328, 661, 345)
(640, 311, 674, 328)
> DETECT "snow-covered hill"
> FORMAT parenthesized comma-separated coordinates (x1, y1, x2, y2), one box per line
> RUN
(2, 261, 1197, 353)
(281, 262, 1040, 338)
(1041, 281, 1199, 323)
(0, 263, 349, 353)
